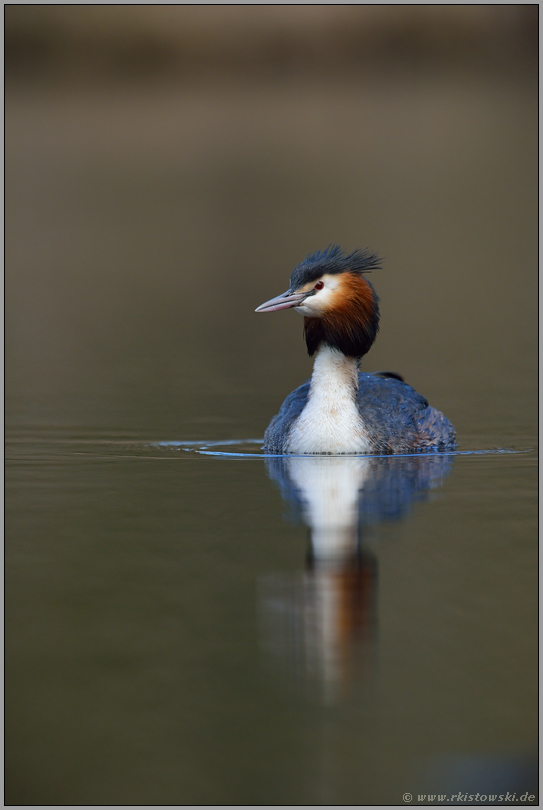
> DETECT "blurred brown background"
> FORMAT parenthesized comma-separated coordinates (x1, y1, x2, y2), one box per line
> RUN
(5, 6, 538, 78)
(6, 5, 538, 443)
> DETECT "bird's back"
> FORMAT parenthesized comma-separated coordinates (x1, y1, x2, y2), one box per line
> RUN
(263, 372, 456, 454)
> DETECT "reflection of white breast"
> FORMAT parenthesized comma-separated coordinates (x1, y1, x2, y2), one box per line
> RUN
(260, 454, 376, 702)
(286, 346, 372, 455)
(286, 455, 371, 560)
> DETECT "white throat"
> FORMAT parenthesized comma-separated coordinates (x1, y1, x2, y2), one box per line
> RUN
(286, 345, 371, 454)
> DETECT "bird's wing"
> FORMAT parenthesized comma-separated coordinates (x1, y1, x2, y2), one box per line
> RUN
(263, 380, 310, 453)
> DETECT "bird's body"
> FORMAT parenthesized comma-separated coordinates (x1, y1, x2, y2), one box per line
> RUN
(256, 246, 456, 455)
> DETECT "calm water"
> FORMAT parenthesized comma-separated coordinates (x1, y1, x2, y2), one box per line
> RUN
(6, 69, 537, 805)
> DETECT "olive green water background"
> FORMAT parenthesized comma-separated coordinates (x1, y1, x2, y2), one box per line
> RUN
(5, 8, 538, 806)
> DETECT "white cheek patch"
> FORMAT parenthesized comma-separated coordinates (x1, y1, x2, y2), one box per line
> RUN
(321, 274, 341, 290)
(294, 274, 341, 317)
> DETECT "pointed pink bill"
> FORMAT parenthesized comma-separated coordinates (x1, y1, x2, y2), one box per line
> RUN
(255, 289, 307, 313)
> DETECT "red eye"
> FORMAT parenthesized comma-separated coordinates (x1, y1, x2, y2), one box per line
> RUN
(315, 281, 324, 290)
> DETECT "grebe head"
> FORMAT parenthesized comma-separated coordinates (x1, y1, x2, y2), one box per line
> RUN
(255, 245, 381, 358)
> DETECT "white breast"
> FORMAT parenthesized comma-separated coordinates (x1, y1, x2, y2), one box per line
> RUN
(286, 346, 372, 455)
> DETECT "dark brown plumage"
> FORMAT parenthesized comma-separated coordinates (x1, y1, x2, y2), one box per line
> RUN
(303, 272, 379, 358)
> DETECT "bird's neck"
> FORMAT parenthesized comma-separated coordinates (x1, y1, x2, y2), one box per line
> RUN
(285, 345, 371, 454)
(309, 345, 360, 397)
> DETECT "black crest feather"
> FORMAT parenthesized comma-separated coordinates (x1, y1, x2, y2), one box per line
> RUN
(290, 245, 381, 358)
(289, 244, 381, 290)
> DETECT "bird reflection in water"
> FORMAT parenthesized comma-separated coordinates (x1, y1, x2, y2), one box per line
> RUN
(259, 453, 453, 703)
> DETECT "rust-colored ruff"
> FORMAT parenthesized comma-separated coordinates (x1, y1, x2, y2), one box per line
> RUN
(304, 272, 379, 358)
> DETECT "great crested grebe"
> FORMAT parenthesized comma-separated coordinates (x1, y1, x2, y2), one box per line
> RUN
(255, 245, 456, 455)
